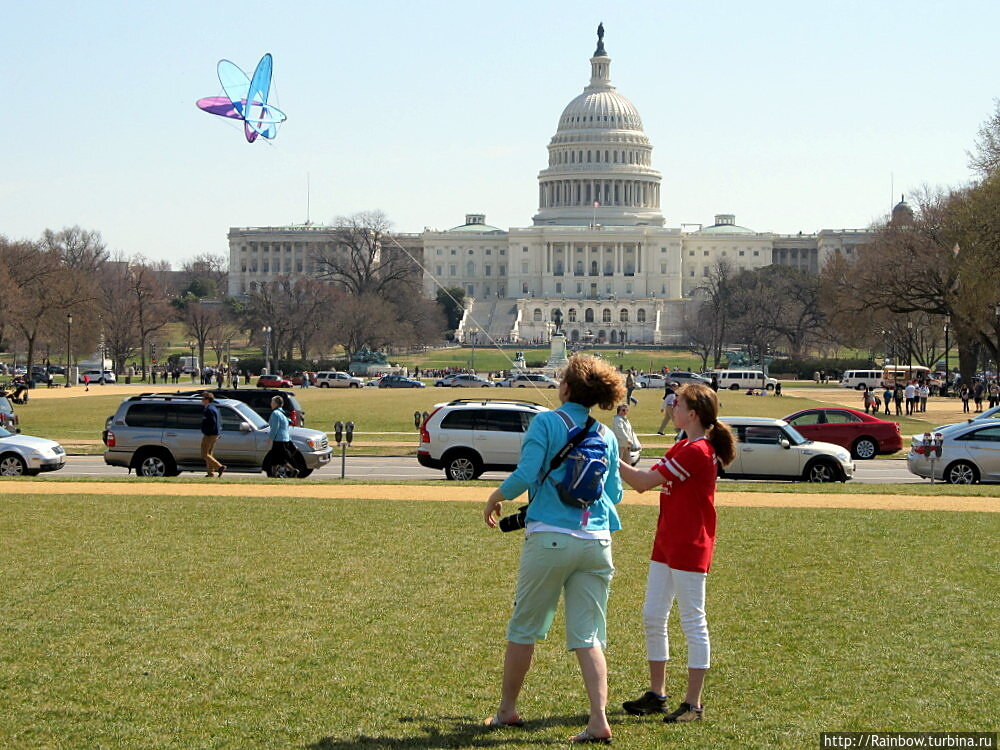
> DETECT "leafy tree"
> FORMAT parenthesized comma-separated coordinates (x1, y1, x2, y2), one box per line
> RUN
(436, 287, 466, 331)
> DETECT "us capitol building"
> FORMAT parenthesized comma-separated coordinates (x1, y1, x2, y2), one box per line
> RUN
(228, 27, 873, 345)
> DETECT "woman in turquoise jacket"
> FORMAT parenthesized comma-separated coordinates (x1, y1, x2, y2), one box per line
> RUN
(483, 355, 626, 744)
(265, 395, 298, 477)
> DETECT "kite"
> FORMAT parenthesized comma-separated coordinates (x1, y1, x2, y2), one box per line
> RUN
(197, 53, 287, 142)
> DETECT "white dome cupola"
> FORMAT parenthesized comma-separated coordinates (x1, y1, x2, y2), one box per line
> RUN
(533, 24, 664, 227)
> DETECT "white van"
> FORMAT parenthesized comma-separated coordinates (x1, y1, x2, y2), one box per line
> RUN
(840, 370, 883, 391)
(713, 370, 777, 391)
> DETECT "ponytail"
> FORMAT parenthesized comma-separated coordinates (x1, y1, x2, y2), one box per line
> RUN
(706, 419, 736, 468)
(676, 384, 736, 468)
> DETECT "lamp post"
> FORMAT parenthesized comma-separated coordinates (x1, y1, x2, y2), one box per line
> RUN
(65, 313, 73, 387)
(262, 326, 272, 374)
(943, 316, 950, 385)
(906, 320, 913, 369)
(468, 326, 478, 373)
(188, 341, 196, 382)
(995, 305, 1000, 377)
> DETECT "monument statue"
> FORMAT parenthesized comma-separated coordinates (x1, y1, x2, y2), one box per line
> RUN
(595, 22, 606, 56)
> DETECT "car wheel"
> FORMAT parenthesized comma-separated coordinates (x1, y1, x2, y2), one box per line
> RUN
(444, 451, 482, 481)
(851, 437, 878, 460)
(945, 460, 979, 485)
(805, 459, 839, 482)
(765, 383, 775, 391)
(135, 449, 177, 477)
(729, 383, 740, 391)
(350, 383, 359, 388)
(320, 383, 329, 388)
(293, 452, 313, 478)
(856, 383, 868, 391)
(0, 452, 27, 476)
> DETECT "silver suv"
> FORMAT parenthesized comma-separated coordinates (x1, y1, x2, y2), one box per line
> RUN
(103, 394, 333, 477)
(417, 398, 549, 480)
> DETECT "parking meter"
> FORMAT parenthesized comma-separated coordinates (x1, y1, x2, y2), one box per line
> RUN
(414, 411, 422, 430)
(933, 432, 944, 458)
(422, 411, 429, 424)
(345, 421, 355, 446)
(334, 421, 344, 445)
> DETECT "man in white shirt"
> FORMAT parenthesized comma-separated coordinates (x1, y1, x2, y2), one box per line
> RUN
(904, 381, 917, 415)
(611, 404, 642, 466)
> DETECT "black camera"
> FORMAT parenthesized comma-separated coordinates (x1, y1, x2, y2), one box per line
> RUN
(498, 505, 528, 533)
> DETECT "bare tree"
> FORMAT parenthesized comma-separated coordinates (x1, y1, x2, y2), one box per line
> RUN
(969, 98, 1000, 178)
(682, 300, 715, 372)
(693, 260, 736, 368)
(40, 226, 108, 274)
(181, 301, 223, 367)
(311, 211, 414, 296)
(180, 253, 229, 298)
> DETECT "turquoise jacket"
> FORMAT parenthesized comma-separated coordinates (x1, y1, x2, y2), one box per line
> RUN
(268, 408, 291, 442)
(498, 401, 623, 532)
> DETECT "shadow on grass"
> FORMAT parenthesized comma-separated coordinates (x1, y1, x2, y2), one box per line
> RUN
(308, 713, 592, 748)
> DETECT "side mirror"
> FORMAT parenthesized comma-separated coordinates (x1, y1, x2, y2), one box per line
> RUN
(240, 423, 252, 432)
(779, 438, 791, 450)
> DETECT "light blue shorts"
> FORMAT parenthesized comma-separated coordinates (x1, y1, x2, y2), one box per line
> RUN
(506, 532, 615, 651)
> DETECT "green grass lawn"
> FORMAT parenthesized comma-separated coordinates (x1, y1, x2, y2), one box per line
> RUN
(2, 493, 996, 748)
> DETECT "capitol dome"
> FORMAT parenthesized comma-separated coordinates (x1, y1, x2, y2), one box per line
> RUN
(533, 27, 663, 227)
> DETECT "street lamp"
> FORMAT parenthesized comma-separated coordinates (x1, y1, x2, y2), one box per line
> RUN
(188, 341, 196, 382)
(468, 326, 478, 373)
(262, 326, 272, 374)
(65, 313, 73, 387)
(906, 320, 914, 369)
(943, 316, 950, 385)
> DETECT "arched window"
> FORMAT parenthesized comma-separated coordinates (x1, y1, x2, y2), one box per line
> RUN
(604, 261, 613, 275)
(575, 260, 584, 276)
(533, 308, 542, 321)
(522, 282, 528, 293)
(602, 309, 612, 323)
(610, 330, 618, 343)
(620, 308, 629, 322)
(568, 308, 577, 322)
(590, 260, 598, 276)
(570, 329, 580, 342)
(585, 308, 595, 323)
(637, 308, 647, 323)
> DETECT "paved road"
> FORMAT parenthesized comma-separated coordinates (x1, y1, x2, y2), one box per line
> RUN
(51, 454, 921, 484)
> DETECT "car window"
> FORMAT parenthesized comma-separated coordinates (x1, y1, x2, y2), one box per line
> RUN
(826, 411, 861, 424)
(441, 410, 477, 430)
(745, 426, 783, 445)
(789, 412, 821, 426)
(0, 426, 12, 438)
(219, 407, 248, 432)
(167, 404, 204, 430)
(125, 403, 166, 428)
(0, 397, 12, 412)
(521, 412, 538, 430)
(483, 410, 526, 432)
(231, 402, 267, 428)
(964, 426, 1000, 442)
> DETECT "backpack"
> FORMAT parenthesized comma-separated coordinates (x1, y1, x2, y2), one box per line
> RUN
(539, 410, 609, 511)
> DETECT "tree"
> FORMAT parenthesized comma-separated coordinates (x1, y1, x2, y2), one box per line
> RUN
(436, 287, 466, 331)
(310, 211, 415, 296)
(682, 300, 715, 372)
(180, 300, 223, 367)
(40, 226, 108, 274)
(692, 260, 736, 368)
(180, 253, 229, 298)
(969, 98, 1000, 178)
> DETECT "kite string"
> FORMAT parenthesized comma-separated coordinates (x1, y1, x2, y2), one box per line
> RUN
(384, 233, 559, 408)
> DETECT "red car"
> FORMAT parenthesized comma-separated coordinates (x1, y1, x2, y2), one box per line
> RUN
(782, 407, 903, 460)
(256, 374, 293, 388)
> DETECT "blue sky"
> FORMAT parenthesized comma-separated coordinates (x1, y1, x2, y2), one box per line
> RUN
(3, 0, 997, 265)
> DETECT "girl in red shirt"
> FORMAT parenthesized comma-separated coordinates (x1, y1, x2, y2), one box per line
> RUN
(617, 383, 735, 724)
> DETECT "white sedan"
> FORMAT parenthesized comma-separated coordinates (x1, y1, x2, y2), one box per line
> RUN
(0, 426, 66, 476)
(78, 369, 116, 384)
(718, 417, 854, 482)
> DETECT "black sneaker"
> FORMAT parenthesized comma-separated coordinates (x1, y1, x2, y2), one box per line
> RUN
(622, 691, 668, 716)
(663, 702, 703, 723)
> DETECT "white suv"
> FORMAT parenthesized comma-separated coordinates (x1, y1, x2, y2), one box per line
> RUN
(497, 373, 559, 388)
(418, 398, 549, 480)
(315, 371, 362, 388)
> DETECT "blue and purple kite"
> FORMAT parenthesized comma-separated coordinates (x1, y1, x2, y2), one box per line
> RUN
(197, 53, 287, 142)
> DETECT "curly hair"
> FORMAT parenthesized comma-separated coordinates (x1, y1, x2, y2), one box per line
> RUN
(562, 355, 627, 411)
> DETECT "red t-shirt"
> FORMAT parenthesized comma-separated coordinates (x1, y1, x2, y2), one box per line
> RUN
(651, 437, 718, 573)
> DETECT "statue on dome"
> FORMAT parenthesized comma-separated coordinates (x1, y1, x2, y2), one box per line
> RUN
(595, 23, 606, 56)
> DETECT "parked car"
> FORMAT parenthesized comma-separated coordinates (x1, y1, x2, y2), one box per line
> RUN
(840, 369, 885, 391)
(434, 373, 494, 388)
(315, 371, 363, 388)
(256, 374, 293, 388)
(78, 369, 116, 384)
(496, 373, 559, 389)
(170, 389, 306, 426)
(635, 373, 668, 389)
(103, 394, 331, 477)
(710, 370, 777, 391)
(717, 416, 854, 482)
(418, 398, 549, 480)
(782, 407, 903, 460)
(0, 395, 19, 432)
(377, 374, 426, 388)
(0, 425, 65, 476)
(637, 372, 709, 389)
(906, 421, 1000, 484)
(934, 404, 1000, 431)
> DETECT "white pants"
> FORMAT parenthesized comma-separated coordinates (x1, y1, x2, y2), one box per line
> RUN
(642, 561, 710, 669)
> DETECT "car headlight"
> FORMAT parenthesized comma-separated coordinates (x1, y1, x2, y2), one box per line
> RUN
(305, 438, 316, 449)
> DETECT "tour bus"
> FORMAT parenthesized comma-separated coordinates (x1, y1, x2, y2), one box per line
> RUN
(880, 365, 932, 389)
(840, 369, 884, 390)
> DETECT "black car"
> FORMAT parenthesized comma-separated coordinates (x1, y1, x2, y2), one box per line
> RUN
(377, 375, 426, 389)
(169, 389, 306, 426)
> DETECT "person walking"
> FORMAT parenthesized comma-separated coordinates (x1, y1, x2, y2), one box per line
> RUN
(893, 385, 904, 416)
(200, 391, 225, 477)
(617, 383, 736, 725)
(883, 384, 893, 416)
(918, 383, 929, 413)
(482, 355, 625, 744)
(612, 403, 642, 466)
(231, 369, 240, 389)
(973, 380, 985, 413)
(960, 384, 971, 413)
(904, 380, 916, 416)
(264, 395, 298, 477)
(626, 369, 639, 406)
(862, 386, 873, 415)
(657, 384, 677, 435)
